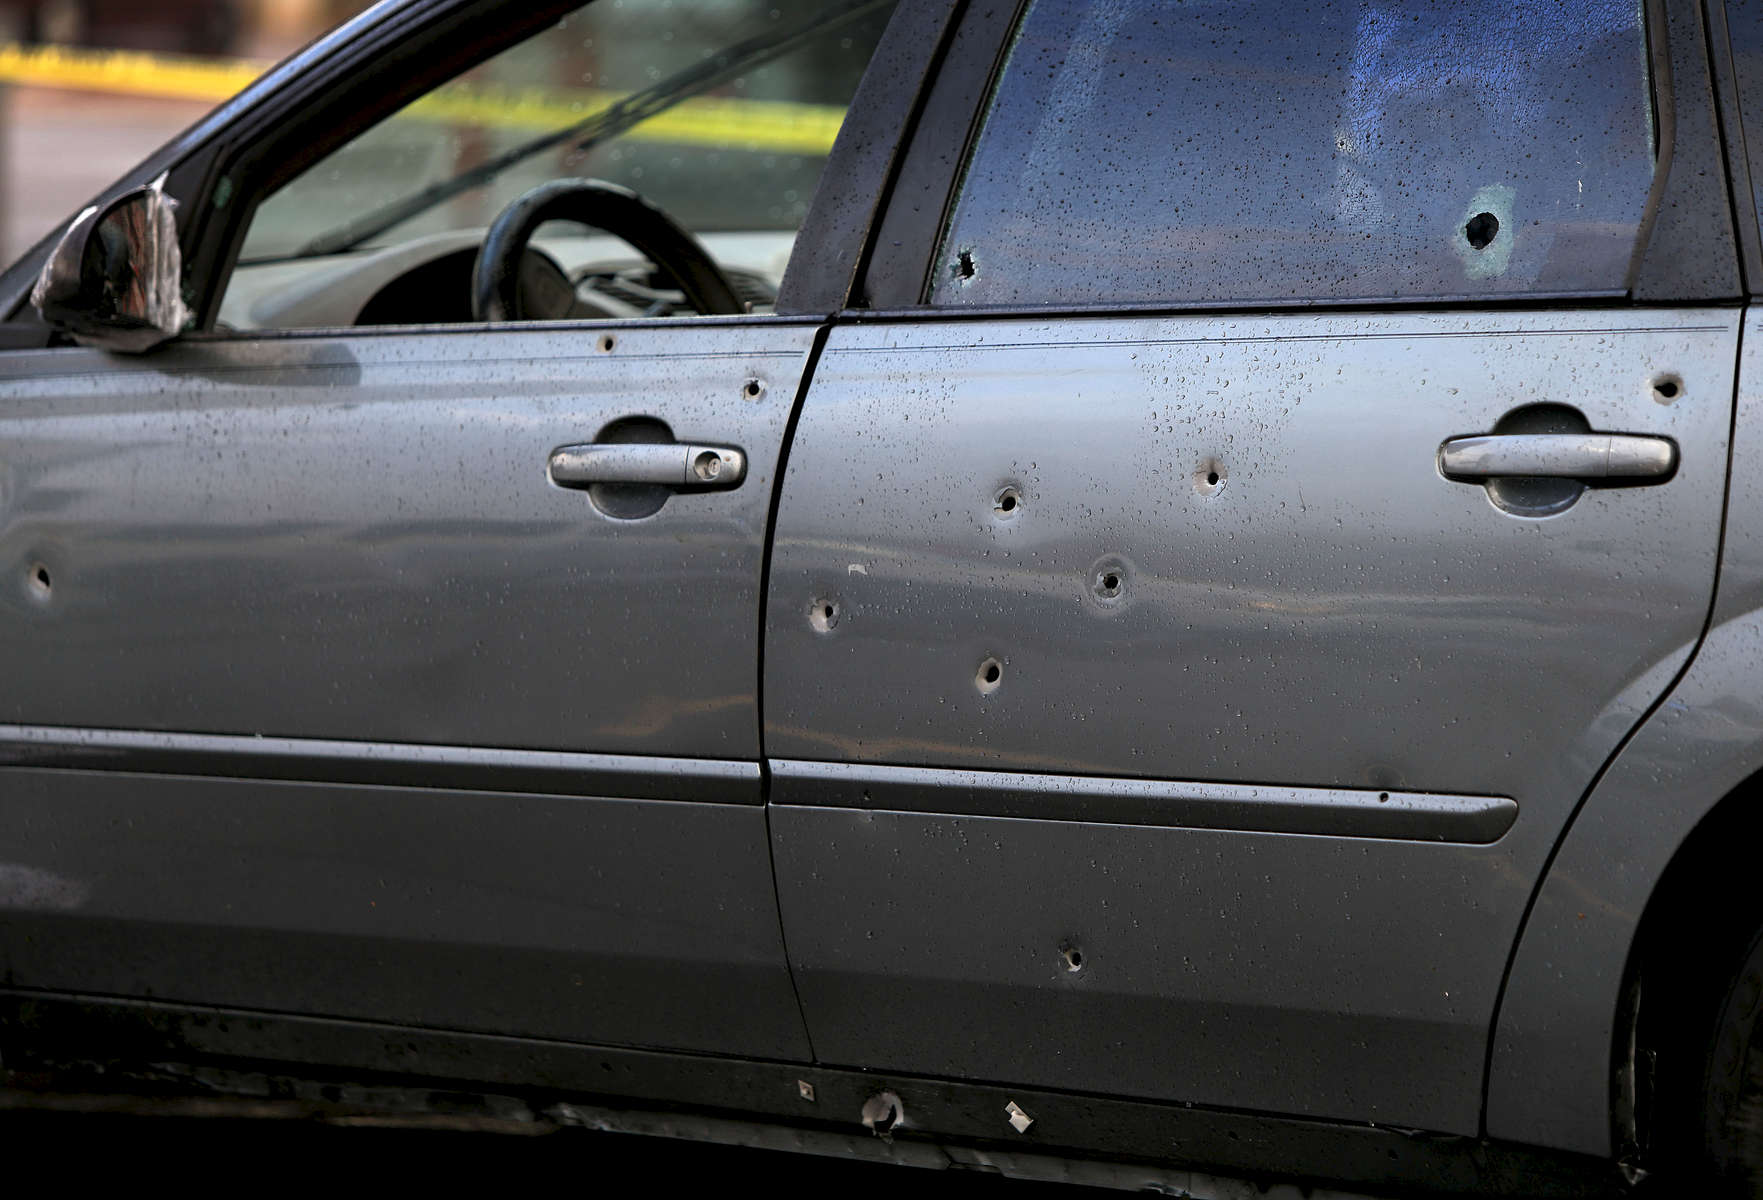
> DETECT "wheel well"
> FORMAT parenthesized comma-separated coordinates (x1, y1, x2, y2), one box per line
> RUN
(1624, 771, 1763, 1169)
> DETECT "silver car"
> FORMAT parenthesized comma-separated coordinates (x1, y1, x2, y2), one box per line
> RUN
(2, 0, 1762, 1194)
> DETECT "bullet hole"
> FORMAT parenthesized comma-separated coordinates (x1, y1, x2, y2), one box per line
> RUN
(797, 1079, 816, 1102)
(1379, 792, 1390, 803)
(1062, 945, 1085, 972)
(743, 377, 765, 400)
(976, 656, 1004, 694)
(809, 597, 840, 633)
(1464, 212, 1499, 250)
(1193, 459, 1228, 496)
(953, 249, 977, 283)
(1652, 374, 1683, 404)
(861, 1090, 905, 1141)
(596, 333, 616, 353)
(993, 486, 1021, 518)
(27, 562, 50, 600)
(1088, 555, 1131, 610)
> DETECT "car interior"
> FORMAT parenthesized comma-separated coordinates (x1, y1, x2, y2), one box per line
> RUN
(214, 0, 891, 332)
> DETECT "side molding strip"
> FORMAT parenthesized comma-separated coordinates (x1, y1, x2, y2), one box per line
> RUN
(769, 759, 1516, 843)
(0, 725, 761, 804)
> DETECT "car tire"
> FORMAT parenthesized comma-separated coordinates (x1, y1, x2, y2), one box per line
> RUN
(1701, 926, 1763, 1196)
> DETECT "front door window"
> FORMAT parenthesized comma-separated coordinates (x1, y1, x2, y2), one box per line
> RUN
(220, 0, 896, 330)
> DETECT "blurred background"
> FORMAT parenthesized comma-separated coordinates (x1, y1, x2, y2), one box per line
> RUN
(0, 0, 374, 261)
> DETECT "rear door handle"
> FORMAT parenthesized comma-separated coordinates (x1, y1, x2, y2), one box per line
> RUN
(1438, 434, 1676, 481)
(548, 442, 747, 489)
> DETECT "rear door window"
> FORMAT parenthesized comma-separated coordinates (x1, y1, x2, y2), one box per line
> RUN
(930, 0, 1657, 307)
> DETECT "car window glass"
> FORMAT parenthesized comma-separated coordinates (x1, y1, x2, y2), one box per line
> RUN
(930, 0, 1655, 308)
(219, 0, 896, 330)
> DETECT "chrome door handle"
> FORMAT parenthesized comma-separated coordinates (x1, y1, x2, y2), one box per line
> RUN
(1438, 434, 1676, 481)
(548, 442, 747, 489)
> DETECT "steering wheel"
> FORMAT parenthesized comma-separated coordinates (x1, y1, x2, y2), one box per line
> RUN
(470, 179, 745, 321)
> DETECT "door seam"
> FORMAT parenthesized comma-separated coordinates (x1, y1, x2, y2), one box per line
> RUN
(754, 318, 837, 1065)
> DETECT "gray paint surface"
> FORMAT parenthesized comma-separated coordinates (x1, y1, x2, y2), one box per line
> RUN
(0, 318, 818, 1060)
(764, 309, 1737, 1133)
(773, 804, 1514, 1132)
(0, 767, 811, 1059)
(1489, 306, 1763, 1156)
(0, 321, 816, 758)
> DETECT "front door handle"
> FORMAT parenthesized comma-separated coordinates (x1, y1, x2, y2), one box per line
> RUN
(548, 442, 747, 489)
(1438, 433, 1676, 481)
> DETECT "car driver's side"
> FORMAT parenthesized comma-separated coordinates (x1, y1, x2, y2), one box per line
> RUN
(0, 0, 900, 1061)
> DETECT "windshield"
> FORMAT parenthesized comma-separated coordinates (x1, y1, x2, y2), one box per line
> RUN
(237, 0, 894, 264)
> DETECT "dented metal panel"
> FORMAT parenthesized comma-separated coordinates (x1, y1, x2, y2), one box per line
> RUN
(763, 308, 1736, 1133)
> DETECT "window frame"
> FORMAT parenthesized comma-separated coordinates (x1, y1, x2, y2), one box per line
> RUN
(858, 0, 1741, 317)
(1707, 0, 1763, 295)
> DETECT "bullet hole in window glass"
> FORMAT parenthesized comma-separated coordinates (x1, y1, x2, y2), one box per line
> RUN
(1464, 212, 1499, 249)
(931, 0, 1653, 305)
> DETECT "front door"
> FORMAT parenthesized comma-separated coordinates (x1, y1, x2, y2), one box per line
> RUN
(0, 0, 903, 1060)
(763, 0, 1739, 1134)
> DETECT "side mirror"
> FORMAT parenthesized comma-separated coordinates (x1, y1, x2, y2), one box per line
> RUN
(31, 178, 191, 352)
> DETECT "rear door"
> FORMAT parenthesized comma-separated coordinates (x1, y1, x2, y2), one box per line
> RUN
(0, 0, 909, 1061)
(764, 0, 1741, 1134)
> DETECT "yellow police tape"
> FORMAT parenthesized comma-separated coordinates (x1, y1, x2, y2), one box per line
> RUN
(0, 41, 847, 155)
